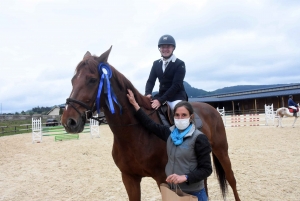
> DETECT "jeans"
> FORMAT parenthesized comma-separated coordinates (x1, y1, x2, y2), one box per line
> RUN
(189, 188, 208, 201)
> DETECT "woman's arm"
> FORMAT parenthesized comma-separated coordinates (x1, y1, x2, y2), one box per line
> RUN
(127, 89, 170, 141)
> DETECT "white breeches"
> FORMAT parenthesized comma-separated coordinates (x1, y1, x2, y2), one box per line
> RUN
(167, 100, 182, 110)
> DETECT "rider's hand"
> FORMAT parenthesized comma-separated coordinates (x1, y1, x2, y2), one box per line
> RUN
(151, 99, 161, 110)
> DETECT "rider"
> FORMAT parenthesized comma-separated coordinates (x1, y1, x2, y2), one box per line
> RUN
(288, 95, 298, 116)
(145, 34, 188, 110)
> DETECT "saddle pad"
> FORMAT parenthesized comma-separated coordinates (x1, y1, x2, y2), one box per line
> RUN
(193, 113, 203, 130)
(289, 108, 299, 113)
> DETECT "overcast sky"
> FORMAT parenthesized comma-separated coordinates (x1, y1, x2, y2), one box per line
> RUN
(1, 0, 300, 113)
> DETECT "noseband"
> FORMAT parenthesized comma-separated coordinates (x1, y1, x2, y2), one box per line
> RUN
(66, 98, 105, 124)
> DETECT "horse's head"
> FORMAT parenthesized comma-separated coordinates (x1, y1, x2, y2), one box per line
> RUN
(61, 47, 112, 133)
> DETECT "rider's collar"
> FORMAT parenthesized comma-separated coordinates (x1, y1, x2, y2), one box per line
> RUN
(161, 54, 177, 63)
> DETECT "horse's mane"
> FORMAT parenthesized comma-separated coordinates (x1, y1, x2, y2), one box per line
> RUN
(109, 65, 152, 110)
(74, 56, 152, 110)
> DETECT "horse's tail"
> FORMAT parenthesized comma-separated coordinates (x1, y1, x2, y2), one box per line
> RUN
(212, 153, 228, 199)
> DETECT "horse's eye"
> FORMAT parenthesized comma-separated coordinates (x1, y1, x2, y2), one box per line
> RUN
(89, 78, 97, 84)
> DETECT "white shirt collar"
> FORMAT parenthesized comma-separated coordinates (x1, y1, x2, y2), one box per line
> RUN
(161, 54, 177, 63)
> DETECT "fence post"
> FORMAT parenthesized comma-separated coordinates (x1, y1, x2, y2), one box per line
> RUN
(32, 117, 42, 143)
(90, 114, 100, 138)
(264, 104, 275, 126)
(217, 107, 226, 126)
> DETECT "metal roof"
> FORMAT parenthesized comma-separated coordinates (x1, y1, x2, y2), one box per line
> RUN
(190, 84, 300, 103)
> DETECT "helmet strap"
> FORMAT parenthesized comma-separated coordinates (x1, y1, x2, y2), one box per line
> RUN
(161, 53, 173, 59)
(159, 48, 174, 59)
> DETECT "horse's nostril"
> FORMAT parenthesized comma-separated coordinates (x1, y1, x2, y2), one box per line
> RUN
(68, 118, 77, 127)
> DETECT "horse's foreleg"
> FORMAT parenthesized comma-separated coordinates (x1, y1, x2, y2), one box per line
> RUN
(292, 117, 298, 128)
(121, 173, 142, 201)
(278, 117, 283, 128)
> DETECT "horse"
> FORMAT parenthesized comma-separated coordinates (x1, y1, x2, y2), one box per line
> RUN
(276, 105, 299, 128)
(61, 47, 241, 201)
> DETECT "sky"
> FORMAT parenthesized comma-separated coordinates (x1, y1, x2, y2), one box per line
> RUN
(1, 0, 300, 113)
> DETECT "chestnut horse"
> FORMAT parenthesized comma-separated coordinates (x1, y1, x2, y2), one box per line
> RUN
(61, 47, 241, 201)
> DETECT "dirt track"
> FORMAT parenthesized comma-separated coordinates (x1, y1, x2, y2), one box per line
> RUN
(0, 118, 299, 201)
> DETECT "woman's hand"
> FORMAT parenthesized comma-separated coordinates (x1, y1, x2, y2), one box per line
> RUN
(166, 174, 187, 184)
(127, 89, 140, 111)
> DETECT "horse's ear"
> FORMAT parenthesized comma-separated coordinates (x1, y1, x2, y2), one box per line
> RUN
(83, 51, 92, 60)
(97, 46, 112, 63)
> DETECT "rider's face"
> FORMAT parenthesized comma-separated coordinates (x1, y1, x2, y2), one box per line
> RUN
(159, 45, 174, 58)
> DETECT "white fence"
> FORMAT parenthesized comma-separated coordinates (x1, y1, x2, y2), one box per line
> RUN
(217, 104, 275, 127)
(31, 115, 101, 142)
(90, 115, 100, 138)
(32, 117, 42, 143)
(264, 104, 275, 126)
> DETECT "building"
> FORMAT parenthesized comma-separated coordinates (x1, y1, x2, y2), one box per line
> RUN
(190, 83, 300, 115)
(47, 105, 65, 115)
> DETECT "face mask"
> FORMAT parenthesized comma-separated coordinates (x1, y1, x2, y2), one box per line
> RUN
(174, 118, 190, 130)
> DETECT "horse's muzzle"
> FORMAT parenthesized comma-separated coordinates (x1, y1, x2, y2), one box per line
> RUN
(63, 117, 85, 134)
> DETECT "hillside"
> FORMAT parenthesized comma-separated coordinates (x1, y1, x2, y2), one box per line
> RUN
(183, 82, 288, 98)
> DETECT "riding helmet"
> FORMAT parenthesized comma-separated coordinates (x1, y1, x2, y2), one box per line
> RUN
(158, 35, 176, 48)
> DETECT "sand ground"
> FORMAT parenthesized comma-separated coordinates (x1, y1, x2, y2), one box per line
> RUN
(0, 117, 299, 201)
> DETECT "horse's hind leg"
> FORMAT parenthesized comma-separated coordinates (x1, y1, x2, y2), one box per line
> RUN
(121, 173, 142, 201)
(280, 117, 284, 128)
(213, 149, 241, 201)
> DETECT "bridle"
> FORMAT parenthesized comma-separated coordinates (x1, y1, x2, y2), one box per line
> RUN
(66, 98, 106, 124)
(66, 97, 157, 127)
(65, 62, 156, 127)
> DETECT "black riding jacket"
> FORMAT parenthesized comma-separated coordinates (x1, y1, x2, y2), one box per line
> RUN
(145, 57, 188, 104)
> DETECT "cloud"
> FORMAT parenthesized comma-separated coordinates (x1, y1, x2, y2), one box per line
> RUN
(1, 0, 300, 113)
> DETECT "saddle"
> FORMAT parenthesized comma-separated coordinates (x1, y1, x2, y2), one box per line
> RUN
(288, 107, 299, 113)
(158, 103, 203, 129)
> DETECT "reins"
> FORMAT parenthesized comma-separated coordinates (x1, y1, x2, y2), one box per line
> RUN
(106, 109, 157, 127)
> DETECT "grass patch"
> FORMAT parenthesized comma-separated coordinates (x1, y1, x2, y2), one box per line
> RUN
(0, 119, 32, 137)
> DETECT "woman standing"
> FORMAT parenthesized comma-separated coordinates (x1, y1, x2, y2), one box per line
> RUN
(127, 89, 212, 201)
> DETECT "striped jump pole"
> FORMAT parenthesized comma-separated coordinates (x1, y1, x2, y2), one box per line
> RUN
(225, 114, 265, 127)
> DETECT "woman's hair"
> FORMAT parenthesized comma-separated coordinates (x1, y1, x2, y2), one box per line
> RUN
(173, 101, 194, 116)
